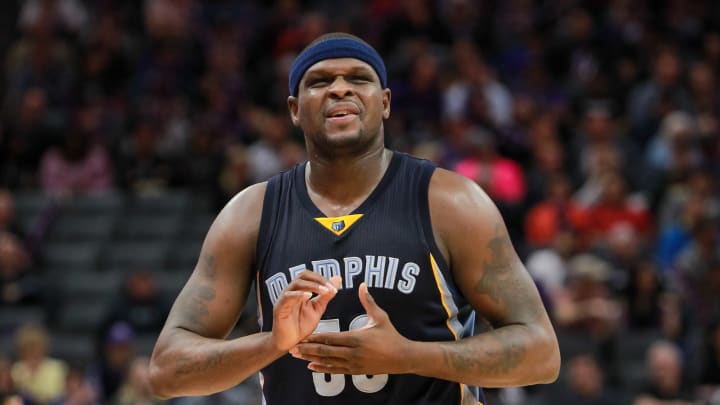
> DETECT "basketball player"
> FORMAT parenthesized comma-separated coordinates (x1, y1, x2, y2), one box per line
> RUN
(149, 33, 560, 404)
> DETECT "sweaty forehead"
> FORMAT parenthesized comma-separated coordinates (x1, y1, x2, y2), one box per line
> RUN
(302, 58, 380, 81)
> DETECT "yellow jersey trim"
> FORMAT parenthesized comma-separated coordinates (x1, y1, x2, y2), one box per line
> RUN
(430, 253, 459, 340)
(314, 214, 364, 236)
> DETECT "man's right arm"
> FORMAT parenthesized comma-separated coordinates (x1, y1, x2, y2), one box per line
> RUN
(148, 183, 281, 397)
(149, 183, 339, 398)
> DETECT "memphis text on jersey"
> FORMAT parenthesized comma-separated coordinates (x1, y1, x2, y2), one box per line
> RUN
(264, 255, 419, 305)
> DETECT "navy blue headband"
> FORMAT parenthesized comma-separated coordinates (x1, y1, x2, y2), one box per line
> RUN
(288, 37, 387, 97)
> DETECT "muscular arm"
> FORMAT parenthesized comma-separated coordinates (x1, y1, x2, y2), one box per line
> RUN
(148, 183, 278, 397)
(149, 182, 341, 398)
(410, 168, 560, 387)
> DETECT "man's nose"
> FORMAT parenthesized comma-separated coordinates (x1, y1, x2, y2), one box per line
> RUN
(328, 77, 353, 97)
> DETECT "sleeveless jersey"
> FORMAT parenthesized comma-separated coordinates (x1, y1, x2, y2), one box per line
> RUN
(255, 151, 485, 405)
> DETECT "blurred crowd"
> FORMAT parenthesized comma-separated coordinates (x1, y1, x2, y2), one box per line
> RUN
(1, 0, 720, 404)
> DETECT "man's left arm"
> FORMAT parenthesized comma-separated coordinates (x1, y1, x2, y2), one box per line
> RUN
(414, 168, 560, 387)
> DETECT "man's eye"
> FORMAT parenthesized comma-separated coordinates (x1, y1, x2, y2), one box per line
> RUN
(350, 76, 371, 83)
(308, 79, 329, 87)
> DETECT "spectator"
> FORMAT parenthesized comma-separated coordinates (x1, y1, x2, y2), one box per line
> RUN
(673, 220, 720, 327)
(18, 0, 88, 37)
(113, 357, 163, 405)
(0, 231, 43, 308)
(524, 136, 568, 208)
(245, 108, 304, 183)
(89, 322, 136, 403)
(217, 145, 252, 209)
(99, 271, 170, 337)
(623, 261, 667, 331)
(49, 367, 99, 405)
(580, 171, 652, 248)
(0, 87, 60, 188)
(645, 111, 703, 188)
(524, 174, 589, 249)
(0, 356, 18, 400)
(627, 47, 694, 147)
(116, 120, 175, 194)
(656, 191, 713, 274)
(38, 113, 114, 198)
(525, 230, 575, 301)
(633, 340, 696, 404)
(553, 353, 627, 405)
(552, 254, 622, 339)
(570, 101, 640, 191)
(390, 49, 443, 142)
(10, 324, 68, 404)
(453, 126, 526, 236)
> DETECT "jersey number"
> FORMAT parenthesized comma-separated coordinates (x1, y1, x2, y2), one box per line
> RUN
(311, 315, 389, 396)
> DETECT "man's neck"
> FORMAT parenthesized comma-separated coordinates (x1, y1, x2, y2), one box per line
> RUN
(305, 147, 392, 217)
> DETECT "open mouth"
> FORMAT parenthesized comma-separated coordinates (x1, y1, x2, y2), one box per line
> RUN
(325, 104, 360, 120)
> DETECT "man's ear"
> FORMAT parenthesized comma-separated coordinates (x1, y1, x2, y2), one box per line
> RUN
(288, 96, 300, 126)
(382, 88, 391, 119)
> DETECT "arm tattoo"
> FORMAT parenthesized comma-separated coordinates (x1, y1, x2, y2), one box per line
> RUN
(201, 253, 217, 279)
(175, 349, 225, 376)
(476, 223, 517, 305)
(475, 223, 544, 321)
(184, 254, 218, 329)
(442, 328, 526, 374)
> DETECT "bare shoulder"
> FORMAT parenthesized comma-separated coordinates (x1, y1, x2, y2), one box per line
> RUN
(207, 182, 268, 247)
(213, 183, 267, 232)
(427, 167, 499, 240)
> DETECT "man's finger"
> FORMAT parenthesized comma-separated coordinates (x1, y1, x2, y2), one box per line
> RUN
(358, 282, 386, 324)
(301, 332, 359, 347)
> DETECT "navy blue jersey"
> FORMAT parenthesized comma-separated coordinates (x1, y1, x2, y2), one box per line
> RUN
(255, 151, 486, 405)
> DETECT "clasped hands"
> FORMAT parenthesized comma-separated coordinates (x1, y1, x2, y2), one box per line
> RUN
(271, 270, 412, 375)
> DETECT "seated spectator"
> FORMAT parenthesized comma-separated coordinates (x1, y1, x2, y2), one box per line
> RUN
(552, 353, 627, 405)
(217, 145, 252, 210)
(89, 322, 135, 403)
(114, 356, 164, 405)
(580, 171, 652, 248)
(116, 120, 176, 195)
(99, 270, 170, 337)
(645, 111, 703, 177)
(552, 254, 622, 338)
(454, 127, 526, 206)
(0, 355, 18, 400)
(656, 191, 712, 275)
(10, 324, 68, 404)
(49, 367, 99, 405)
(599, 222, 647, 287)
(245, 108, 305, 183)
(623, 261, 666, 331)
(524, 136, 568, 208)
(38, 124, 113, 198)
(673, 220, 720, 327)
(454, 127, 526, 238)
(633, 340, 696, 404)
(524, 174, 589, 249)
(0, 231, 43, 308)
(525, 230, 576, 311)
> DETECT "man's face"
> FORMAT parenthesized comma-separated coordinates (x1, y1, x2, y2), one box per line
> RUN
(288, 58, 390, 154)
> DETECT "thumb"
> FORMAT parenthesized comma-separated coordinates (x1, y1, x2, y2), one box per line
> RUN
(359, 282, 386, 323)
